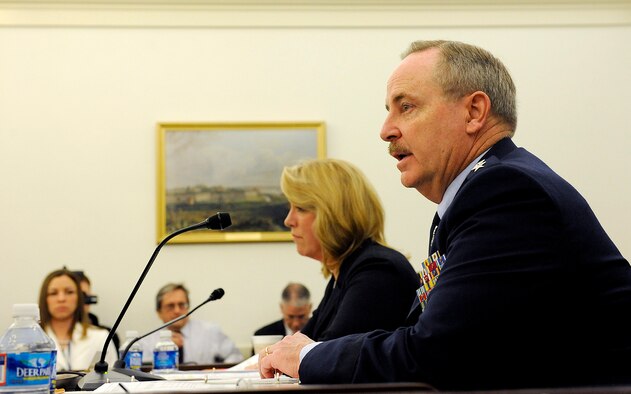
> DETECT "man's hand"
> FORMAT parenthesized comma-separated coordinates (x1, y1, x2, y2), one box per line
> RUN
(258, 332, 314, 379)
(169, 329, 184, 348)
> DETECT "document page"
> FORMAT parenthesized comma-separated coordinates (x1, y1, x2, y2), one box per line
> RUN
(93, 369, 298, 392)
(226, 354, 259, 371)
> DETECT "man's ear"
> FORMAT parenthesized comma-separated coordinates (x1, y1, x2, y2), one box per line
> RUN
(464, 91, 491, 135)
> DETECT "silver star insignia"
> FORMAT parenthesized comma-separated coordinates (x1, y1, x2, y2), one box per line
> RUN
(472, 159, 486, 172)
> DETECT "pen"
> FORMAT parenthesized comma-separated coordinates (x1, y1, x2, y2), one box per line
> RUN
(118, 382, 130, 393)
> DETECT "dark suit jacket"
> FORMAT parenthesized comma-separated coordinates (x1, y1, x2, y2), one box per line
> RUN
(300, 239, 419, 341)
(254, 319, 286, 336)
(300, 139, 631, 390)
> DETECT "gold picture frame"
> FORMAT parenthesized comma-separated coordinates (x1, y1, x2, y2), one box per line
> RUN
(156, 122, 326, 243)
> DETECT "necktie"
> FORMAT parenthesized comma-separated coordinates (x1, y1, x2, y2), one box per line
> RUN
(407, 211, 442, 323)
(428, 212, 440, 255)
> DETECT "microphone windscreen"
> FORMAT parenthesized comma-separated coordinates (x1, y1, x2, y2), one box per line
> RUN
(205, 213, 232, 230)
(210, 288, 225, 300)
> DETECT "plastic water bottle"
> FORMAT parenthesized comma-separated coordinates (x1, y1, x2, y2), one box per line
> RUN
(152, 330, 178, 373)
(0, 304, 57, 394)
(119, 330, 143, 370)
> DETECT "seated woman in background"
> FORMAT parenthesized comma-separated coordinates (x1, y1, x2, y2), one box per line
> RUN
(38, 268, 117, 371)
(281, 158, 419, 341)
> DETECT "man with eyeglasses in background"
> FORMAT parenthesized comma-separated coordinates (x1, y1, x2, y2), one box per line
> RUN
(139, 283, 243, 365)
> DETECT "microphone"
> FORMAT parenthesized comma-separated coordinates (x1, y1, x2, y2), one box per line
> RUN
(113, 288, 225, 372)
(78, 213, 231, 391)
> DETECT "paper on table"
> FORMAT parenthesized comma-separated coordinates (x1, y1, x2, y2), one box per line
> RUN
(93, 380, 235, 392)
(226, 354, 259, 371)
(93, 374, 299, 393)
(154, 369, 260, 381)
(92, 355, 297, 392)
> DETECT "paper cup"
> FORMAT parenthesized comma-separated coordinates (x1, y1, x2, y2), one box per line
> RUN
(251, 335, 283, 354)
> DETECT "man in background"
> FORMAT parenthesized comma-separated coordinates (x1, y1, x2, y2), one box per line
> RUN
(72, 270, 120, 351)
(254, 283, 312, 337)
(140, 283, 243, 365)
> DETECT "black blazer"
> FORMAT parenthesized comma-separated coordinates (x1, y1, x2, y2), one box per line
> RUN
(301, 239, 418, 341)
(299, 139, 631, 390)
(254, 319, 286, 336)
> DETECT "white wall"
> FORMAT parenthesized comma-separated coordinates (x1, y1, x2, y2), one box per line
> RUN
(1, 1, 630, 354)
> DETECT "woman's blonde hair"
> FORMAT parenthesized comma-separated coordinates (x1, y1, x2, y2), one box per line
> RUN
(281, 158, 385, 277)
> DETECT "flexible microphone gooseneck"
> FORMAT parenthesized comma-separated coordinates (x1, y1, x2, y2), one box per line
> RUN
(78, 213, 231, 391)
(113, 288, 225, 371)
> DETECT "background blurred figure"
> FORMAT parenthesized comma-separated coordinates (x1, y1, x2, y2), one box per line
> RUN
(38, 268, 117, 371)
(139, 283, 243, 365)
(72, 270, 120, 351)
(254, 282, 312, 336)
(281, 158, 418, 341)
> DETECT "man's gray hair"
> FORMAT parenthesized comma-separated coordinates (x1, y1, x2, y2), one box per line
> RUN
(281, 282, 311, 307)
(403, 40, 517, 135)
(156, 283, 189, 311)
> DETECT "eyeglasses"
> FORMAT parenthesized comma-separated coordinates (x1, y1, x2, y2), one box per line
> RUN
(161, 302, 189, 312)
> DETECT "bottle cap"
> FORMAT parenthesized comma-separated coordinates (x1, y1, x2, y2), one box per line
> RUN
(12, 303, 40, 319)
(159, 330, 171, 339)
(125, 330, 139, 338)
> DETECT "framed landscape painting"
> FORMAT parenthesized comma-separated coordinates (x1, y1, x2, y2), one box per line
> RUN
(156, 122, 326, 243)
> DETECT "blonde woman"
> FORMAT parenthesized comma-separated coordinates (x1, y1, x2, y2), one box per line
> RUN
(281, 158, 418, 341)
(38, 268, 117, 371)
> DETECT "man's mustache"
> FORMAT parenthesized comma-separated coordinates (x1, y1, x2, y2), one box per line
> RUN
(388, 142, 407, 156)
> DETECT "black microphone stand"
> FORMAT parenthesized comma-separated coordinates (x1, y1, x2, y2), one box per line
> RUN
(112, 288, 225, 377)
(77, 213, 231, 391)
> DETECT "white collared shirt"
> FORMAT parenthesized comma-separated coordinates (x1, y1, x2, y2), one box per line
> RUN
(139, 319, 243, 364)
(46, 323, 117, 371)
